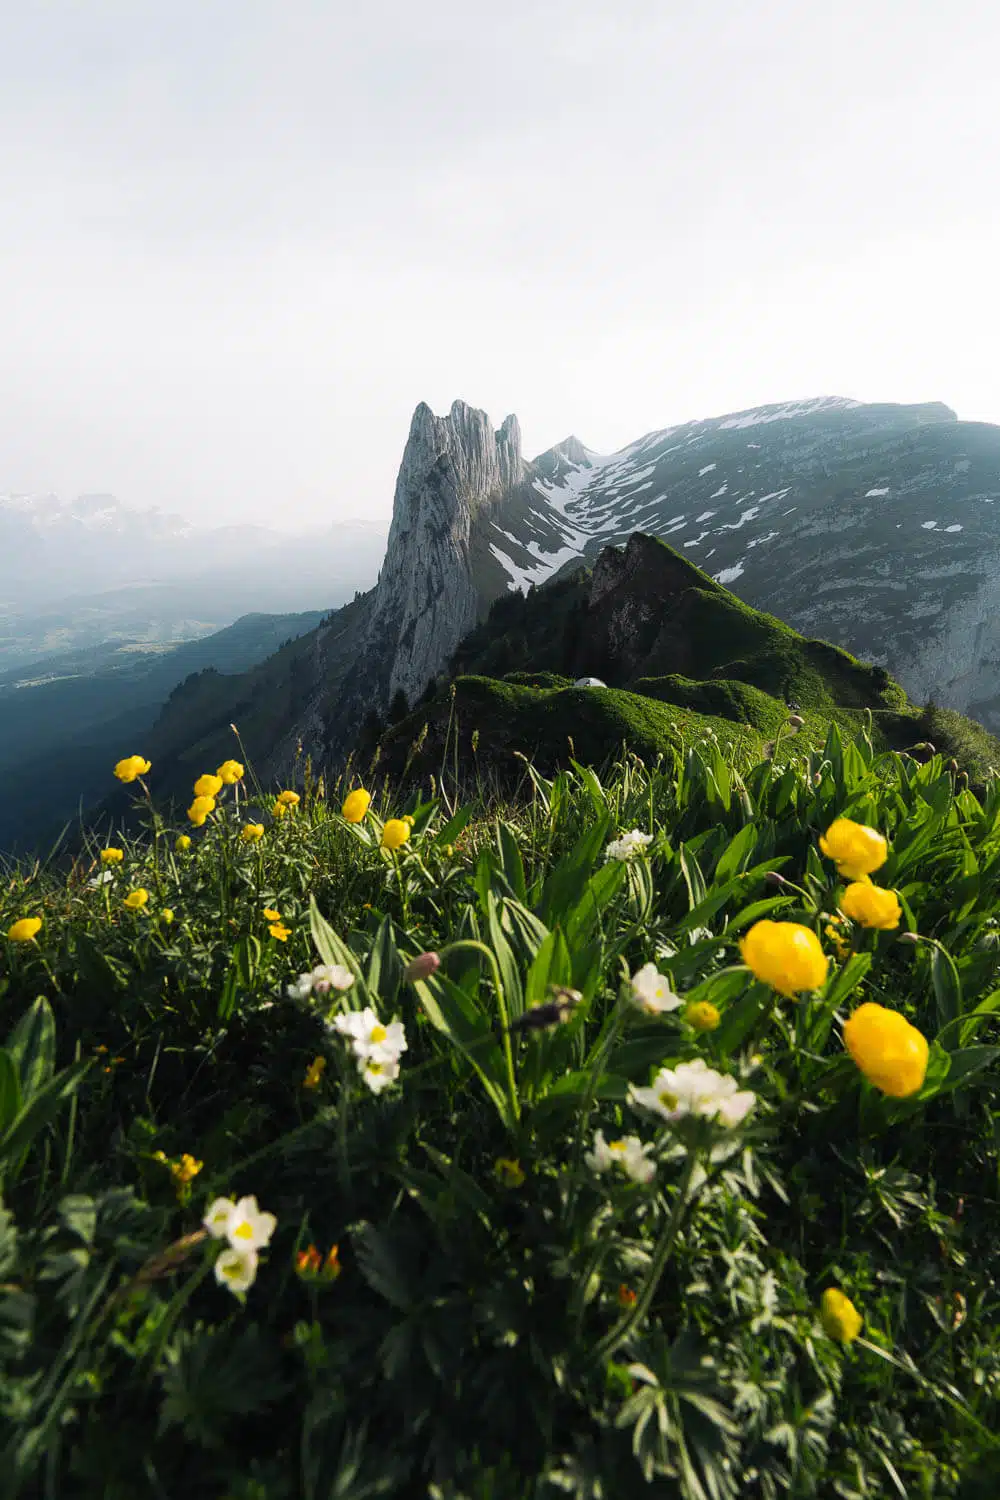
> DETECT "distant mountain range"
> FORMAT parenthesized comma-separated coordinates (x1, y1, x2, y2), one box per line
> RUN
(0, 490, 386, 666)
(130, 393, 1000, 809)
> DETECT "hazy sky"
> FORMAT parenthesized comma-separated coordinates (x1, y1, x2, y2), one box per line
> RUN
(2, 0, 998, 531)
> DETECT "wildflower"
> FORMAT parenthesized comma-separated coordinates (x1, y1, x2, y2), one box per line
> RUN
(269, 923, 291, 942)
(123, 889, 149, 911)
(175, 834, 192, 852)
(629, 1058, 755, 1128)
(842, 1002, 929, 1097)
(321, 1245, 341, 1281)
(217, 759, 245, 784)
(402, 813, 415, 826)
(187, 795, 216, 827)
(296, 1244, 322, 1277)
(342, 788, 372, 822)
(494, 1157, 526, 1188)
(820, 1287, 863, 1344)
(630, 962, 683, 1015)
(381, 819, 410, 851)
(358, 1055, 400, 1093)
(840, 882, 902, 931)
(194, 772, 224, 799)
(787, 714, 804, 728)
(87, 871, 114, 889)
(740, 920, 828, 997)
(618, 1285, 638, 1308)
(172, 1153, 203, 1185)
(818, 818, 888, 880)
(584, 1129, 656, 1184)
(203, 1194, 277, 1251)
(160, 908, 175, 925)
(262, 907, 282, 921)
(215, 1246, 258, 1296)
(286, 964, 355, 1001)
(7, 917, 42, 942)
(114, 755, 151, 783)
(684, 1000, 721, 1032)
(241, 823, 265, 843)
(604, 829, 653, 862)
(100, 847, 124, 865)
(404, 951, 441, 982)
(303, 1055, 327, 1089)
(332, 1007, 407, 1063)
(276, 790, 300, 808)
(272, 800, 288, 818)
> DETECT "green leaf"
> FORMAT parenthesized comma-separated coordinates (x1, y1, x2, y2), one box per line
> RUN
(487, 892, 524, 1022)
(0, 1052, 21, 1137)
(434, 805, 473, 847)
(713, 824, 758, 885)
(824, 953, 872, 1012)
(366, 916, 402, 1005)
(496, 820, 528, 903)
(679, 845, 707, 912)
(352, 1222, 414, 1310)
(931, 945, 963, 1030)
(412, 974, 512, 1127)
(714, 983, 771, 1055)
(5, 997, 56, 1102)
(524, 929, 572, 1011)
(536, 813, 610, 927)
(0, 1059, 92, 1183)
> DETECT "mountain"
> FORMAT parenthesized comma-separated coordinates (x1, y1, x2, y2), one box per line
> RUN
(135, 394, 1000, 801)
(0, 609, 328, 856)
(0, 490, 386, 667)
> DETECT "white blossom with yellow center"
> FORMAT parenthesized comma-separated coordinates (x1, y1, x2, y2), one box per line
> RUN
(332, 1006, 407, 1063)
(629, 1059, 756, 1128)
(214, 1246, 258, 1295)
(629, 962, 683, 1015)
(584, 1129, 656, 1184)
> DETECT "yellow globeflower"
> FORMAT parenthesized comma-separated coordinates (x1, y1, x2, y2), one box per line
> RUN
(241, 823, 265, 843)
(840, 882, 902, 931)
(193, 773, 224, 799)
(161, 908, 175, 925)
(123, 889, 149, 911)
(100, 847, 124, 865)
(114, 755, 151, 783)
(171, 1153, 203, 1185)
(269, 922, 291, 942)
(381, 818, 411, 852)
(303, 1055, 327, 1090)
(820, 1288, 862, 1344)
(175, 834, 192, 852)
(843, 1002, 928, 1097)
(739, 920, 828, 997)
(276, 790, 300, 808)
(818, 818, 888, 880)
(7, 917, 42, 942)
(187, 795, 216, 827)
(341, 788, 372, 823)
(262, 907, 282, 921)
(494, 1157, 526, 1188)
(684, 1000, 721, 1032)
(216, 759, 245, 784)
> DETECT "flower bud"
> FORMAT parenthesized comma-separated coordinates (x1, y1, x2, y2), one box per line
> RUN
(764, 872, 788, 887)
(787, 714, 804, 728)
(404, 951, 441, 982)
(947, 759, 959, 774)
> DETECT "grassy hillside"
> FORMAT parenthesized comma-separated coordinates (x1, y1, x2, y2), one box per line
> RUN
(3, 726, 1000, 1494)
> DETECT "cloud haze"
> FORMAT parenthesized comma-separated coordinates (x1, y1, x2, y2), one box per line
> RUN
(1, 0, 997, 529)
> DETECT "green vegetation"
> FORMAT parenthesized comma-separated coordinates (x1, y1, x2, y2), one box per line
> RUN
(4, 724, 1000, 1495)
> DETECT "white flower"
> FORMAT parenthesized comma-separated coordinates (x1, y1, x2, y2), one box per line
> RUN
(332, 1007, 407, 1063)
(604, 829, 654, 863)
(630, 962, 683, 1015)
(629, 1058, 755, 1129)
(203, 1194, 277, 1250)
(286, 963, 354, 1001)
(584, 1129, 656, 1184)
(358, 1054, 401, 1093)
(87, 870, 115, 889)
(215, 1245, 258, 1295)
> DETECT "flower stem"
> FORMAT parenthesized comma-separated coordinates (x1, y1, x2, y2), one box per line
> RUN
(439, 939, 519, 1123)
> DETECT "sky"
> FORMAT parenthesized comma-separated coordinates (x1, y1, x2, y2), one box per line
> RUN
(1, 0, 998, 532)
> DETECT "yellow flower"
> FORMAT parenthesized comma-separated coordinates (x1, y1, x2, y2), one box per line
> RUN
(216, 759, 245, 784)
(100, 848, 124, 865)
(7, 917, 42, 942)
(171, 1153, 203, 1185)
(843, 1002, 928, 1097)
(269, 923, 291, 942)
(241, 823, 265, 843)
(341, 788, 371, 823)
(321, 1245, 342, 1281)
(175, 834, 192, 852)
(739, 920, 828, 997)
(296, 1244, 322, 1277)
(840, 882, 902, 931)
(193, 773, 224, 799)
(381, 818, 411, 852)
(303, 1055, 327, 1090)
(123, 889, 149, 910)
(494, 1157, 525, 1188)
(113, 755, 151, 783)
(272, 800, 287, 818)
(187, 795, 216, 827)
(275, 790, 300, 808)
(262, 907, 282, 921)
(818, 818, 888, 880)
(160, 908, 175, 925)
(820, 1287, 863, 1344)
(402, 814, 415, 826)
(684, 1000, 721, 1032)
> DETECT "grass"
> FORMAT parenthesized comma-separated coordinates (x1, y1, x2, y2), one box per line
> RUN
(3, 721, 1000, 1496)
